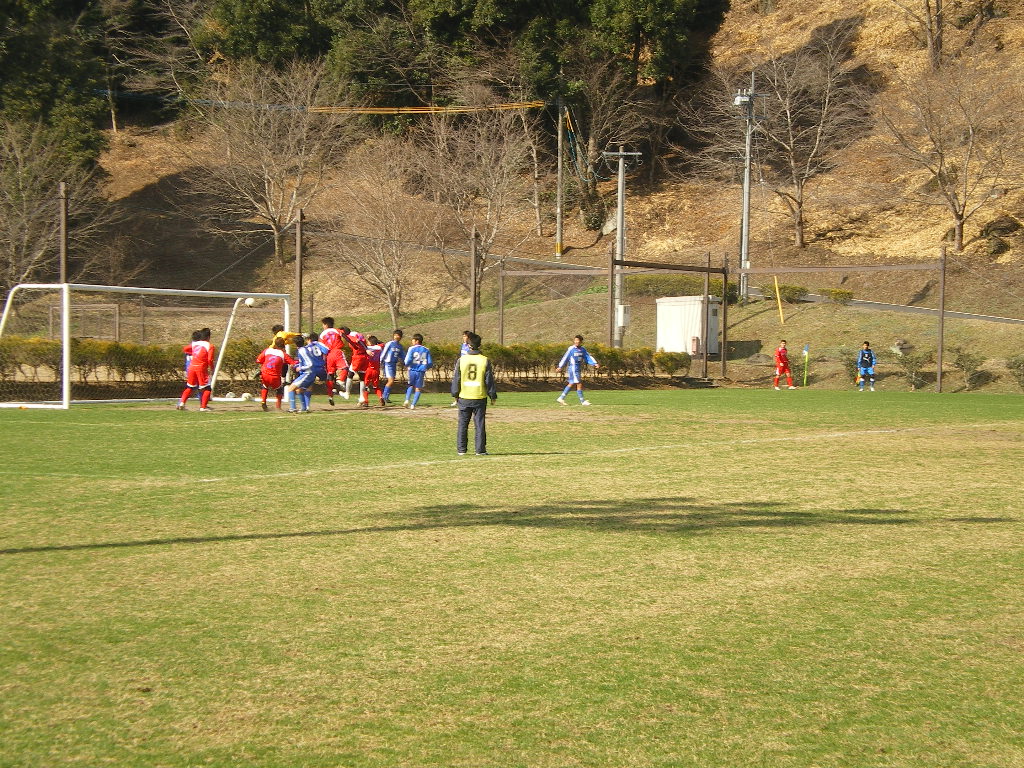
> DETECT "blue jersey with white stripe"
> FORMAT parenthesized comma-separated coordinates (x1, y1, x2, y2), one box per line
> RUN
(558, 345, 597, 376)
(381, 340, 405, 365)
(297, 342, 328, 375)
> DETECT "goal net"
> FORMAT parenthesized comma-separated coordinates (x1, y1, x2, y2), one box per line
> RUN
(0, 284, 290, 408)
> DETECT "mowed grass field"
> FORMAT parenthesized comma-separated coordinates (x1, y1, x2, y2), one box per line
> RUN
(1, 390, 1022, 768)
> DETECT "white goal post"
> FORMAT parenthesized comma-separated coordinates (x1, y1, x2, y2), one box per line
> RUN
(0, 283, 291, 409)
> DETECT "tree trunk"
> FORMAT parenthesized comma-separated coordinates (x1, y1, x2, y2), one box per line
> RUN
(953, 216, 964, 252)
(794, 205, 806, 248)
(273, 229, 286, 266)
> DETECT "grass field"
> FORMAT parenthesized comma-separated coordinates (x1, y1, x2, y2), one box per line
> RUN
(2, 390, 1022, 767)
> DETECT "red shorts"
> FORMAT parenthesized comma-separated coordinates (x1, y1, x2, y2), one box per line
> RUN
(776, 366, 791, 376)
(186, 366, 210, 388)
(365, 365, 380, 388)
(349, 354, 368, 374)
(326, 348, 348, 376)
(260, 373, 283, 390)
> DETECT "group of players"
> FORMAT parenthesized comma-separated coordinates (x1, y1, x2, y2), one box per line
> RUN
(254, 319, 433, 413)
(178, 320, 607, 412)
(178, 325, 878, 412)
(772, 339, 879, 391)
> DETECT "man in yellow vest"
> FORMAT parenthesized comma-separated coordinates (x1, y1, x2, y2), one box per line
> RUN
(450, 331, 497, 455)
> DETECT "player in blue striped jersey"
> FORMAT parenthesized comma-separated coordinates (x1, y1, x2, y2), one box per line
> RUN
(556, 335, 599, 406)
(403, 334, 432, 409)
(286, 334, 328, 412)
(379, 329, 404, 405)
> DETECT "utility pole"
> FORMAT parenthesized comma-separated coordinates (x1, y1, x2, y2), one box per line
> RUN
(469, 227, 479, 332)
(936, 246, 946, 393)
(601, 145, 641, 347)
(555, 96, 564, 261)
(294, 209, 304, 333)
(58, 181, 68, 283)
(734, 73, 756, 302)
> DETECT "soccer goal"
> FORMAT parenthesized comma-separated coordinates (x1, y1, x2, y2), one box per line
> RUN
(0, 283, 290, 408)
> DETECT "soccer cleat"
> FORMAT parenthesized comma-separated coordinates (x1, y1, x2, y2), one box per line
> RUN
(870, 386, 875, 391)
(774, 386, 781, 390)
(402, 400, 410, 407)
(261, 402, 268, 411)
(340, 392, 350, 401)
(556, 397, 566, 405)
(176, 403, 185, 411)
(788, 386, 796, 390)
(328, 396, 334, 406)
(581, 400, 592, 406)
(457, 451, 467, 456)
(359, 401, 369, 408)
(409, 404, 416, 410)
(476, 452, 488, 455)
(199, 407, 211, 412)
(288, 409, 298, 414)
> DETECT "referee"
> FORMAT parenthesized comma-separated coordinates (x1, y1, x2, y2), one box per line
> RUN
(450, 332, 497, 456)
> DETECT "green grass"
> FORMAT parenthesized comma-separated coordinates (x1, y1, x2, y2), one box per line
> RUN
(2, 390, 1023, 767)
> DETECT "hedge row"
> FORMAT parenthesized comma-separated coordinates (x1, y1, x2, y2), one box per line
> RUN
(0, 337, 693, 384)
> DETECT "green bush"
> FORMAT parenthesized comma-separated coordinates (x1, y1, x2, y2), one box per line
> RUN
(951, 347, 986, 390)
(889, 347, 934, 391)
(653, 350, 691, 376)
(824, 288, 854, 305)
(760, 283, 809, 303)
(1005, 354, 1024, 392)
(625, 274, 739, 303)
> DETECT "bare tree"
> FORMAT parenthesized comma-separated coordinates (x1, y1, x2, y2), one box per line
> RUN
(878, 61, 1024, 252)
(889, 0, 944, 71)
(186, 59, 354, 265)
(682, 23, 867, 247)
(319, 139, 434, 327)
(413, 92, 533, 306)
(0, 121, 119, 295)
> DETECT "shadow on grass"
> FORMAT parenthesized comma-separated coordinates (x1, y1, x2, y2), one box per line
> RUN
(0, 495, 946, 556)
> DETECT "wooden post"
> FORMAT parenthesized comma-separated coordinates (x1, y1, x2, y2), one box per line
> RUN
(702, 251, 710, 379)
(497, 258, 505, 345)
(721, 255, 729, 379)
(936, 246, 946, 393)
(139, 297, 146, 344)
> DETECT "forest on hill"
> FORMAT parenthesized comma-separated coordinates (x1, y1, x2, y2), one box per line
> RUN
(2, 0, 1023, 322)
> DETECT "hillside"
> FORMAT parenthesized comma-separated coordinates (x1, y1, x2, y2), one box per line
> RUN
(97, 0, 1024, 327)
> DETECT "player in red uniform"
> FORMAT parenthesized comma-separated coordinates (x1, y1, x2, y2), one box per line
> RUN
(256, 337, 298, 411)
(773, 339, 796, 390)
(340, 326, 369, 403)
(177, 327, 216, 410)
(364, 335, 385, 407)
(319, 317, 349, 405)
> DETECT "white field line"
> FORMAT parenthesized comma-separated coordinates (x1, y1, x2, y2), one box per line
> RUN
(4, 420, 1017, 486)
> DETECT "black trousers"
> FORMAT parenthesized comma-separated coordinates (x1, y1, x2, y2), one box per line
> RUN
(456, 398, 488, 454)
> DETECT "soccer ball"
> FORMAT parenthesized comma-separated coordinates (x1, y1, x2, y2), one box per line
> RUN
(244, 297, 255, 307)
(240, 392, 254, 401)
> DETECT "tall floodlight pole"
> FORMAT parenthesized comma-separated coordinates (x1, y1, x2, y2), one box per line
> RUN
(602, 145, 641, 347)
(555, 96, 564, 261)
(734, 74, 756, 302)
